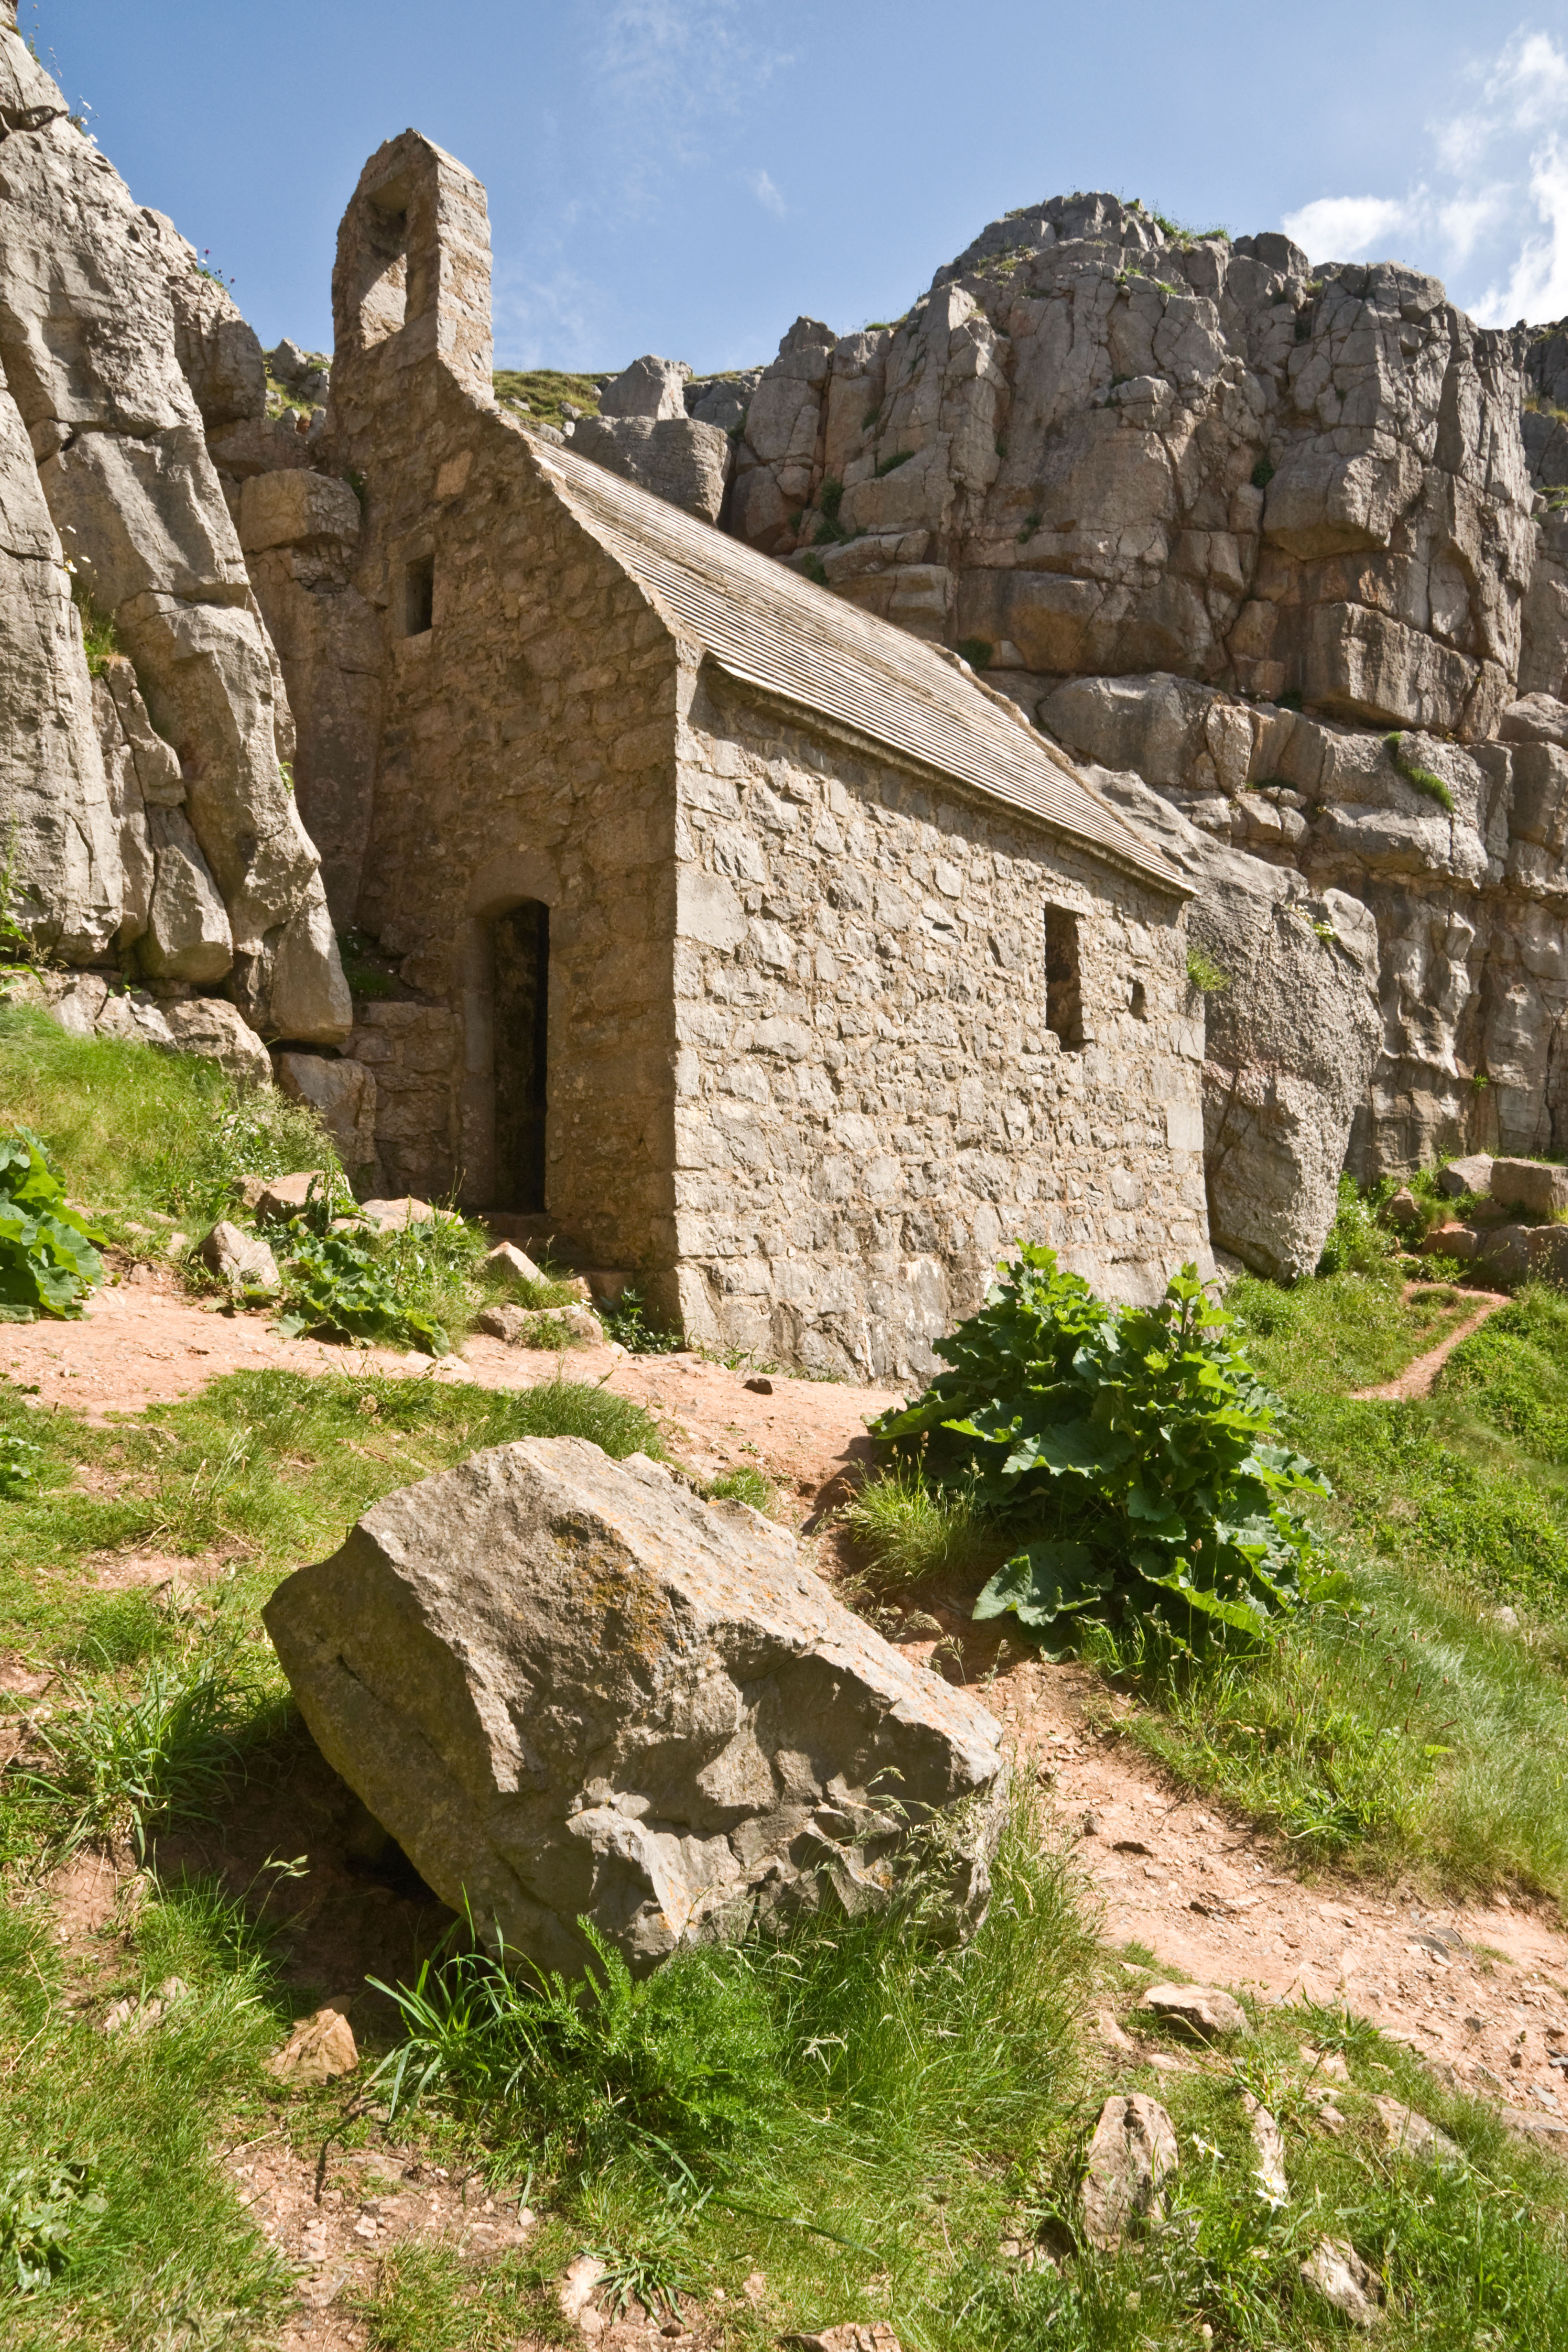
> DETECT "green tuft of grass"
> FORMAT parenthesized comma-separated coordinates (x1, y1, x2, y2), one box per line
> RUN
(1386, 730, 1455, 812)
(874, 447, 914, 477)
(69, 578, 118, 678)
(703, 1465, 777, 1516)
(956, 636, 994, 670)
(1185, 946, 1231, 993)
(839, 1460, 1001, 1594)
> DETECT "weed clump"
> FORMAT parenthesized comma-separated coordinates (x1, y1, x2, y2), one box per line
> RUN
(871, 1249, 1328, 1651)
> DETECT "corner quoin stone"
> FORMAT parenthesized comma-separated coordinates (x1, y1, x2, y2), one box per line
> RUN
(262, 1435, 1009, 1976)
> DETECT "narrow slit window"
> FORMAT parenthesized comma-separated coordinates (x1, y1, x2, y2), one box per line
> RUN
(1044, 905, 1084, 1049)
(404, 554, 435, 636)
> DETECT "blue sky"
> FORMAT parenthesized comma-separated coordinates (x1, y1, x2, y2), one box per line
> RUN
(31, 1, 1568, 372)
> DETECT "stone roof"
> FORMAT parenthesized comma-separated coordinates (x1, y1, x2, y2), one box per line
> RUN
(530, 437, 1190, 895)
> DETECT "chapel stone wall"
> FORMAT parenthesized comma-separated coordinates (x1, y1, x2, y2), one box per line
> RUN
(670, 667, 1206, 1381)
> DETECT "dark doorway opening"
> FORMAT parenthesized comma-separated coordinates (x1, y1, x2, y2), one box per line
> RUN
(493, 900, 549, 1211)
(1044, 905, 1084, 1050)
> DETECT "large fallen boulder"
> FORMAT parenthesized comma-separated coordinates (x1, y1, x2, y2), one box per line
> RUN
(263, 1437, 1007, 1975)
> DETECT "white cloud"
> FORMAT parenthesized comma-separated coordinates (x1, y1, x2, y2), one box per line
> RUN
(1281, 193, 1416, 263)
(748, 167, 785, 217)
(1280, 25, 1568, 326)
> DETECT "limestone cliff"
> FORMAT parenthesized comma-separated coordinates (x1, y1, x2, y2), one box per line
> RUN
(721, 193, 1568, 1263)
(0, 7, 348, 1043)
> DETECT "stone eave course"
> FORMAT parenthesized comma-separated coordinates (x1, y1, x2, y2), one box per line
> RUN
(524, 433, 1188, 898)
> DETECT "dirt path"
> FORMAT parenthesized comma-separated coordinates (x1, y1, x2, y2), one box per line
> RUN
(12, 1275, 1568, 2151)
(1353, 1287, 1512, 1403)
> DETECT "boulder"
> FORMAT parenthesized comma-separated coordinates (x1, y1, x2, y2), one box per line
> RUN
(255, 1169, 334, 1224)
(1528, 1226, 1568, 1283)
(596, 355, 692, 422)
(199, 1220, 281, 1291)
(1488, 1158, 1568, 1215)
(1437, 1154, 1495, 1199)
(160, 997, 273, 1090)
(1079, 2093, 1178, 2249)
(265, 2000, 358, 2086)
(566, 414, 732, 524)
(1478, 1224, 1533, 1283)
(359, 1194, 436, 1231)
(1299, 2237, 1382, 2330)
(263, 1436, 1008, 1977)
(274, 1051, 378, 1176)
(1420, 1221, 1480, 1261)
(1138, 1982, 1249, 2039)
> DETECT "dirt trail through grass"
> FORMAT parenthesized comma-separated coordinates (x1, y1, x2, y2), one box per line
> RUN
(1353, 1285, 1513, 1402)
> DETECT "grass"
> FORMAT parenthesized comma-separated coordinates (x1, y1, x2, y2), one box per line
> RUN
(840, 1459, 1002, 1593)
(365, 1801, 1099, 2340)
(68, 581, 118, 679)
(1386, 731, 1455, 813)
(492, 370, 607, 429)
(1185, 947, 1231, 993)
(0, 999, 333, 1246)
(0, 1367, 662, 1674)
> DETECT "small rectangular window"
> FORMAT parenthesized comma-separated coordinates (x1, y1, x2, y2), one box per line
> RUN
(404, 553, 434, 636)
(1044, 905, 1084, 1049)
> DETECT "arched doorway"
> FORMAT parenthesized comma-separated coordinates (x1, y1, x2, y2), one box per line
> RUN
(492, 899, 549, 1211)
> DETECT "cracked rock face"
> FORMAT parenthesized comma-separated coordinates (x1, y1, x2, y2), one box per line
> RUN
(0, 16, 348, 1039)
(263, 1436, 1008, 1978)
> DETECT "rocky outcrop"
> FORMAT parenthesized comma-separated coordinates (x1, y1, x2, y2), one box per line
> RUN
(716, 194, 1568, 1255)
(0, 11, 348, 1043)
(731, 198, 1531, 736)
(264, 1435, 1009, 1976)
(563, 355, 732, 523)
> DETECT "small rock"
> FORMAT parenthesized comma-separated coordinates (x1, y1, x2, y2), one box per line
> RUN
(558, 2254, 607, 2330)
(1436, 1153, 1494, 1199)
(1494, 1605, 1520, 1630)
(1242, 2090, 1288, 2205)
(1299, 2237, 1382, 2330)
(1094, 2007, 1136, 2053)
(1080, 2091, 1178, 2249)
(1381, 1186, 1425, 1234)
(486, 1239, 545, 1284)
(265, 1999, 359, 2086)
(199, 1220, 281, 1292)
(1138, 1982, 1249, 2040)
(477, 1302, 602, 1346)
(744, 1375, 774, 1394)
(359, 1194, 436, 1231)
(1300, 2043, 1350, 2081)
(1079, 1809, 1101, 1836)
(742, 2271, 767, 2306)
(254, 1170, 334, 1225)
(230, 1173, 268, 1211)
